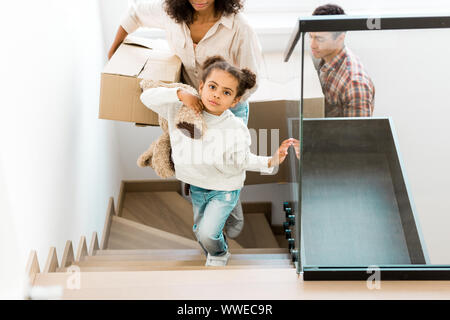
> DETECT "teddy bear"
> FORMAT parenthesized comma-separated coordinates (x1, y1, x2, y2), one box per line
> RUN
(136, 79, 206, 178)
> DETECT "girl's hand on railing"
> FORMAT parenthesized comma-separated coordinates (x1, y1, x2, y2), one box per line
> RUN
(268, 138, 295, 167)
(292, 139, 300, 159)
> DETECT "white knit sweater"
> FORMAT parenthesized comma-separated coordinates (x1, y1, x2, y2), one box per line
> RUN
(140, 87, 274, 191)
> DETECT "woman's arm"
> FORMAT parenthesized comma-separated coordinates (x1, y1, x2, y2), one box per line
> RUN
(108, 26, 128, 60)
(108, 0, 167, 60)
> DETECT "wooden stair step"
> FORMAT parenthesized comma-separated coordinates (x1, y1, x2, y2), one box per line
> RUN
(56, 257, 293, 272)
(32, 269, 450, 300)
(83, 253, 291, 262)
(120, 191, 196, 240)
(228, 239, 243, 249)
(117, 191, 242, 249)
(57, 264, 294, 272)
(68, 257, 293, 268)
(94, 248, 289, 256)
(275, 234, 289, 249)
(33, 268, 300, 300)
(234, 213, 280, 248)
(107, 216, 199, 250)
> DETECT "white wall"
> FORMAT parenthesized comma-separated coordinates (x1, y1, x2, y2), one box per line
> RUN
(98, 0, 164, 180)
(0, 1, 125, 298)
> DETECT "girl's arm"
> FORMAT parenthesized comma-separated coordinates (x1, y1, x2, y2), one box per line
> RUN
(268, 139, 295, 167)
(140, 87, 183, 120)
(243, 138, 294, 172)
(222, 128, 295, 174)
(108, 0, 167, 59)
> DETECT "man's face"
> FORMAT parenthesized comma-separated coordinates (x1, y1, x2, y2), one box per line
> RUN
(309, 32, 343, 60)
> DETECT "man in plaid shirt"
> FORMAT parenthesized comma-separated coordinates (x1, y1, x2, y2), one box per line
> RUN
(310, 4, 375, 117)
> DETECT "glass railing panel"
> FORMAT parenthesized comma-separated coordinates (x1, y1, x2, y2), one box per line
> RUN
(285, 15, 450, 280)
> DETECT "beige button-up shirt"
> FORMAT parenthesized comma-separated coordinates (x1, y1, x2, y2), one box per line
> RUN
(120, 0, 263, 102)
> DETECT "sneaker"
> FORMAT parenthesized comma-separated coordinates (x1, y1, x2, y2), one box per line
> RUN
(224, 200, 244, 239)
(205, 252, 231, 267)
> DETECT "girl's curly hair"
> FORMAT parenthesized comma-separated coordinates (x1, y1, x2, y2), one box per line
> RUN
(202, 55, 256, 98)
(163, 0, 244, 25)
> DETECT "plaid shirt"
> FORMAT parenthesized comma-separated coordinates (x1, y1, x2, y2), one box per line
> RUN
(318, 47, 375, 117)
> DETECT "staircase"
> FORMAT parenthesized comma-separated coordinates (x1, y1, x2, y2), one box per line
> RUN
(26, 180, 296, 300)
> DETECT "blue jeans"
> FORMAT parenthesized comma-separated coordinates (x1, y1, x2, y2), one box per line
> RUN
(190, 185, 241, 257)
(229, 100, 249, 125)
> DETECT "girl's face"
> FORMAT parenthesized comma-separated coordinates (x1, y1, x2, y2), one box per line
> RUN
(188, 0, 215, 12)
(199, 69, 240, 116)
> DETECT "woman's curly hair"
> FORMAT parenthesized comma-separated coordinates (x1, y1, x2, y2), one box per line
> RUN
(163, 0, 244, 25)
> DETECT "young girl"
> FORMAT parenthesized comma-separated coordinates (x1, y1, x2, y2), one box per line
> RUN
(110, 0, 264, 238)
(140, 56, 296, 266)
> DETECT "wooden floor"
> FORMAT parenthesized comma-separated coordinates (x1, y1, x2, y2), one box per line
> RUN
(32, 269, 450, 300)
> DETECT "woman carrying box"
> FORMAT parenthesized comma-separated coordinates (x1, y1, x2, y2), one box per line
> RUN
(108, 0, 263, 240)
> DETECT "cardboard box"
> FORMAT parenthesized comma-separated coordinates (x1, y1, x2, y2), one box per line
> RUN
(245, 53, 324, 185)
(99, 36, 182, 126)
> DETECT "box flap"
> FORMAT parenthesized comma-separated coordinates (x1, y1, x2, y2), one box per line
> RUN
(103, 36, 179, 78)
(123, 35, 170, 51)
(138, 50, 182, 81)
(103, 43, 152, 77)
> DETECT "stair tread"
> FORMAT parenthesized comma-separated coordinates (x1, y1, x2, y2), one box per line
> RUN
(275, 234, 289, 248)
(57, 264, 294, 272)
(95, 248, 289, 255)
(121, 191, 196, 240)
(234, 214, 280, 248)
(71, 258, 293, 267)
(32, 269, 450, 300)
(118, 192, 243, 249)
(84, 253, 290, 262)
(108, 216, 199, 250)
